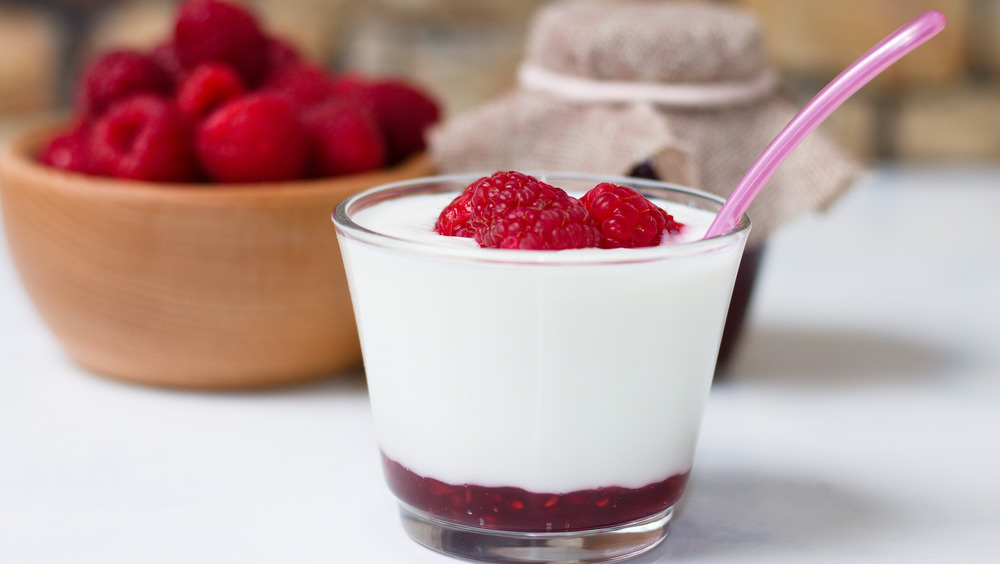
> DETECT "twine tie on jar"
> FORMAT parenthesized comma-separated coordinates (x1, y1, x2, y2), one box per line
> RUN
(518, 63, 778, 108)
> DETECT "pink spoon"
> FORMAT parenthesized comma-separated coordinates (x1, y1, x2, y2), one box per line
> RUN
(704, 10, 947, 239)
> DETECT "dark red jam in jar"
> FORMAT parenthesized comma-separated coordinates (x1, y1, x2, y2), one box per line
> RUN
(630, 159, 765, 376)
(382, 453, 689, 533)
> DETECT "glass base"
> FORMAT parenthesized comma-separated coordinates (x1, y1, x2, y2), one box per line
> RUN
(398, 502, 672, 563)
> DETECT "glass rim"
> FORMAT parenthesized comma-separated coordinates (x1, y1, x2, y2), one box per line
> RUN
(332, 172, 751, 266)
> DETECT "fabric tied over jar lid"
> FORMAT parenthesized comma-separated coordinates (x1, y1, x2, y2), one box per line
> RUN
(520, 0, 775, 106)
(429, 1, 861, 246)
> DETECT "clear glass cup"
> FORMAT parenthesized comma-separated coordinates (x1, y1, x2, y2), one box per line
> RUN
(333, 173, 750, 563)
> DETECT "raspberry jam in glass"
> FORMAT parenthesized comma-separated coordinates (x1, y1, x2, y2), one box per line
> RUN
(383, 454, 689, 533)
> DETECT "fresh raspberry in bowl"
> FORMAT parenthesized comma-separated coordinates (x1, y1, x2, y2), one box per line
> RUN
(36, 0, 442, 184)
(260, 37, 302, 81)
(368, 80, 441, 165)
(176, 63, 246, 121)
(173, 0, 268, 85)
(261, 64, 335, 110)
(38, 122, 93, 175)
(150, 41, 187, 85)
(302, 100, 385, 177)
(90, 95, 199, 182)
(78, 50, 174, 120)
(196, 93, 308, 183)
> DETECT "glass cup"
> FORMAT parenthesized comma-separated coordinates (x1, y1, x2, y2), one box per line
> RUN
(333, 173, 750, 563)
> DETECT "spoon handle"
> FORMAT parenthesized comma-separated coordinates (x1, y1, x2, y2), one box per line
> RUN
(704, 11, 947, 239)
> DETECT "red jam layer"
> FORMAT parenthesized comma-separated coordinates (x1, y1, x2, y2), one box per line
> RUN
(382, 453, 689, 533)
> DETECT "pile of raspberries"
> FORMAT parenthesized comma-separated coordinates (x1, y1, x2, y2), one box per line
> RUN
(39, 0, 441, 184)
(436, 171, 684, 250)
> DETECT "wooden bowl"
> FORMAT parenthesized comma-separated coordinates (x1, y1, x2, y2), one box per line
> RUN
(0, 126, 433, 389)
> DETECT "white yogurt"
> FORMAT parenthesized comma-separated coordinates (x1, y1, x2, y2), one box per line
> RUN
(337, 180, 749, 493)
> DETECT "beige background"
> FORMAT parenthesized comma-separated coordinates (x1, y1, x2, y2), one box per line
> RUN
(1, 0, 996, 163)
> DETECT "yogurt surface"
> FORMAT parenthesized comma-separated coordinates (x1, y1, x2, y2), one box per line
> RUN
(351, 191, 715, 250)
(338, 183, 748, 493)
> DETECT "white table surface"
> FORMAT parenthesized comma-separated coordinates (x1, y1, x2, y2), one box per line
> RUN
(2, 164, 999, 563)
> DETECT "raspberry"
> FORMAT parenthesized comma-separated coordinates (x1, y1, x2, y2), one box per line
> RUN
(327, 74, 377, 116)
(434, 187, 475, 237)
(39, 122, 93, 174)
(302, 100, 384, 177)
(77, 50, 174, 119)
(196, 93, 308, 183)
(481, 204, 600, 250)
(90, 95, 199, 182)
(176, 63, 246, 121)
(328, 74, 370, 100)
(150, 41, 186, 85)
(368, 79, 440, 164)
(467, 171, 600, 251)
(261, 64, 334, 109)
(174, 0, 267, 85)
(467, 172, 560, 227)
(580, 183, 683, 248)
(260, 37, 302, 81)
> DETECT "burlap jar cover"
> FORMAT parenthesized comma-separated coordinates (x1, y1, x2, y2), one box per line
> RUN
(429, 0, 861, 247)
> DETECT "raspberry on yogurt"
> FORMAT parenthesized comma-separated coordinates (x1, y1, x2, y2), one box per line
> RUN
(581, 182, 684, 248)
(435, 172, 688, 251)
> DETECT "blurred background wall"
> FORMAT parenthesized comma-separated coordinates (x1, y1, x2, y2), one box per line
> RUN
(0, 0, 996, 163)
